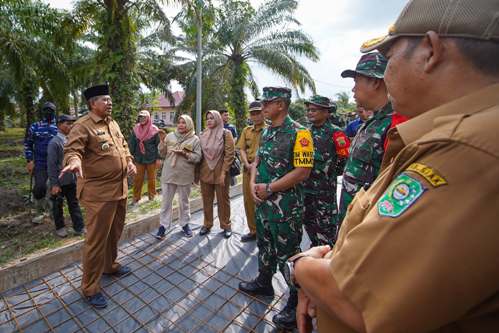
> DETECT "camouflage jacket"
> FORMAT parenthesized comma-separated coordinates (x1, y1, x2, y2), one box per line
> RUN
(304, 120, 350, 194)
(343, 102, 394, 189)
(256, 115, 314, 222)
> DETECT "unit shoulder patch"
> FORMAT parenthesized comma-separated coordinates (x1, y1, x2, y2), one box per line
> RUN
(293, 129, 314, 167)
(332, 131, 350, 158)
(378, 173, 425, 218)
(406, 163, 447, 187)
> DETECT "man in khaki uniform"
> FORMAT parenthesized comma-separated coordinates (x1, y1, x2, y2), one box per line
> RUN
(286, 1, 499, 332)
(237, 101, 267, 242)
(61, 84, 137, 309)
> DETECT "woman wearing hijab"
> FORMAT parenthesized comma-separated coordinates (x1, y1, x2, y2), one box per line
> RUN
(199, 110, 235, 238)
(129, 110, 161, 204)
(155, 115, 202, 239)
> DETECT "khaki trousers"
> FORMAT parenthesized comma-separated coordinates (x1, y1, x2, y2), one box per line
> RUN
(160, 183, 192, 228)
(133, 163, 157, 202)
(200, 175, 231, 231)
(242, 169, 256, 234)
(81, 199, 126, 296)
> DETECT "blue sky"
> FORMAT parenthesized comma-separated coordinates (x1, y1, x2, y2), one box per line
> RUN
(45, 0, 408, 101)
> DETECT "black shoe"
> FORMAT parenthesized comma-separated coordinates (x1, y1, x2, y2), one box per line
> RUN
(272, 291, 298, 330)
(155, 226, 166, 239)
(199, 226, 210, 236)
(223, 229, 232, 239)
(238, 273, 274, 297)
(103, 265, 132, 278)
(241, 233, 256, 242)
(182, 224, 193, 238)
(86, 292, 107, 309)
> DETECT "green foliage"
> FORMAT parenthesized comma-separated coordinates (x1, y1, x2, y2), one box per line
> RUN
(289, 99, 308, 125)
(175, 0, 319, 134)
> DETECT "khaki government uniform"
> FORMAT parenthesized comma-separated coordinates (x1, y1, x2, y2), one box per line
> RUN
(64, 112, 132, 297)
(237, 123, 266, 234)
(199, 130, 235, 231)
(319, 84, 499, 332)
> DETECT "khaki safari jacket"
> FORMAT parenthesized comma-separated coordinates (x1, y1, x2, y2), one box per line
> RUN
(63, 112, 132, 202)
(319, 83, 499, 333)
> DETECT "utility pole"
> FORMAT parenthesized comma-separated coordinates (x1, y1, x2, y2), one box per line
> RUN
(195, 0, 203, 134)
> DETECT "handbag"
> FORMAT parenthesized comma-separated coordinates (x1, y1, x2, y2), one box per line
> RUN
(223, 130, 241, 177)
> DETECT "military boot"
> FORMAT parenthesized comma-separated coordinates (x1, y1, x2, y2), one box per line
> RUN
(238, 272, 274, 296)
(272, 289, 298, 330)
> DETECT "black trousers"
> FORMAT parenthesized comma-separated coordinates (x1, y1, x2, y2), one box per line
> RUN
(50, 183, 84, 231)
(33, 167, 48, 200)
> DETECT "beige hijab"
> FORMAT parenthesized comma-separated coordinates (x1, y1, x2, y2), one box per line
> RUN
(200, 110, 225, 170)
(169, 114, 195, 167)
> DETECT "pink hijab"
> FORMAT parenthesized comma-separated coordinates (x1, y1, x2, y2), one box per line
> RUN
(200, 110, 225, 170)
(133, 110, 159, 154)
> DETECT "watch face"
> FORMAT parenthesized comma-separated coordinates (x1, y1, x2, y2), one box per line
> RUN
(283, 261, 292, 285)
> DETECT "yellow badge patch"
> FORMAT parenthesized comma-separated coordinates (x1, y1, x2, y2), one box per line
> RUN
(293, 129, 314, 168)
(406, 163, 447, 187)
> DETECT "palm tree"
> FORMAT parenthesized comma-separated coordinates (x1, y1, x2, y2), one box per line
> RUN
(0, 0, 72, 127)
(208, 0, 320, 132)
(73, 0, 177, 135)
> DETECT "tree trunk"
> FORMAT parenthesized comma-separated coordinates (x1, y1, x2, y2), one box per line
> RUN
(19, 81, 37, 135)
(229, 60, 248, 135)
(102, 0, 138, 138)
(0, 108, 5, 132)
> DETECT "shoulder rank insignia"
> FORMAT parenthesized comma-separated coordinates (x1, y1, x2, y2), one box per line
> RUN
(378, 173, 425, 218)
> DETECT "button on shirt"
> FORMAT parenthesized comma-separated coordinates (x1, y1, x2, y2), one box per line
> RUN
(318, 83, 499, 333)
(63, 112, 132, 202)
(237, 123, 267, 163)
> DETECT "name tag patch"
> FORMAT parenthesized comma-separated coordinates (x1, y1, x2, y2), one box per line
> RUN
(406, 163, 447, 187)
(378, 173, 425, 218)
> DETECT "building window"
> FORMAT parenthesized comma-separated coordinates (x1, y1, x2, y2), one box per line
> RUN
(169, 112, 175, 124)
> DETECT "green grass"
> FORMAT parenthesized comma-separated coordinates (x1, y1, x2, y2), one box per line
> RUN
(0, 229, 64, 267)
(0, 128, 29, 192)
(0, 128, 25, 142)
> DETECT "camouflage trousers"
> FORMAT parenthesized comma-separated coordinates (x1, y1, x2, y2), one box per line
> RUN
(303, 192, 338, 247)
(256, 214, 302, 287)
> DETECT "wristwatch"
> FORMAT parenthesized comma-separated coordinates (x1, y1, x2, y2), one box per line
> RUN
(283, 253, 311, 289)
(265, 183, 273, 196)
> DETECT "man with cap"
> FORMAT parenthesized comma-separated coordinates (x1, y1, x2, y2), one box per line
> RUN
(238, 87, 313, 330)
(61, 84, 137, 309)
(24, 101, 58, 224)
(336, 52, 395, 228)
(237, 100, 267, 242)
(47, 114, 84, 237)
(290, 0, 499, 332)
(303, 95, 350, 247)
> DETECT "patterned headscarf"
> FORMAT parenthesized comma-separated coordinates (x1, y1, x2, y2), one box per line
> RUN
(133, 110, 159, 154)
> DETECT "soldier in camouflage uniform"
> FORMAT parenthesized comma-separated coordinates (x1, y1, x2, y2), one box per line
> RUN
(303, 95, 350, 247)
(238, 87, 313, 331)
(337, 52, 394, 229)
